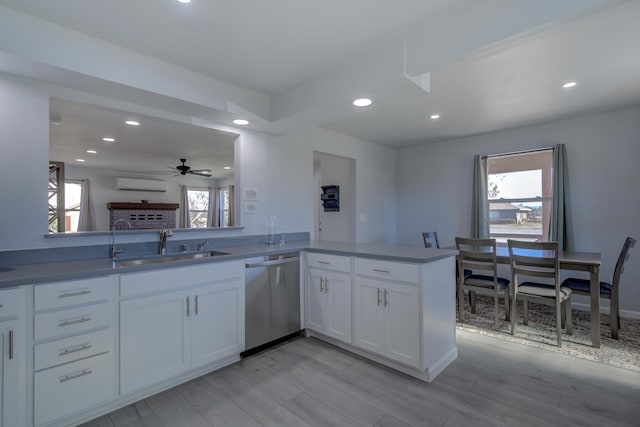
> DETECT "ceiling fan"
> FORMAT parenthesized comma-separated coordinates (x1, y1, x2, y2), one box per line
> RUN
(170, 158, 212, 177)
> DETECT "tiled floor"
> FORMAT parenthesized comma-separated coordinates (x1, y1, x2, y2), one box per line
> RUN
(83, 330, 640, 426)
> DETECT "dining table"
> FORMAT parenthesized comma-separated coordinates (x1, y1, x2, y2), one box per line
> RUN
(457, 246, 602, 348)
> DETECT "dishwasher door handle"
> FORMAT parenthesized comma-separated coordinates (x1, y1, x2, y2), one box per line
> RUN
(245, 257, 299, 268)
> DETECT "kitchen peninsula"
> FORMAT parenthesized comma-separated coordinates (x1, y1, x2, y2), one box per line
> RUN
(0, 239, 457, 427)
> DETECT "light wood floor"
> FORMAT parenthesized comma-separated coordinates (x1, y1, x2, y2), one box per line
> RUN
(82, 330, 640, 427)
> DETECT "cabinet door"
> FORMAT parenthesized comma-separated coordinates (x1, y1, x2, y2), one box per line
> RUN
(354, 277, 385, 356)
(191, 280, 244, 369)
(384, 283, 420, 368)
(1, 319, 25, 427)
(120, 291, 189, 395)
(306, 269, 327, 333)
(325, 271, 352, 343)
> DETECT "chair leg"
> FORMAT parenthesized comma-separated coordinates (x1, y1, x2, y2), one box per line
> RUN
(510, 294, 518, 335)
(565, 298, 572, 335)
(470, 291, 477, 314)
(556, 300, 562, 348)
(561, 303, 566, 329)
(504, 288, 511, 322)
(523, 300, 529, 325)
(611, 296, 619, 340)
(494, 291, 499, 328)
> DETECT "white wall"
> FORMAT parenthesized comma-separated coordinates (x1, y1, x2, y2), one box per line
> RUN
(396, 107, 640, 314)
(0, 75, 397, 250)
(65, 165, 222, 230)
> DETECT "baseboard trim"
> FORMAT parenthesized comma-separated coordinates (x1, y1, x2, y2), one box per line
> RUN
(571, 302, 640, 320)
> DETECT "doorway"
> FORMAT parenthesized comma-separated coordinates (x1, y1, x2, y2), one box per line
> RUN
(313, 151, 356, 242)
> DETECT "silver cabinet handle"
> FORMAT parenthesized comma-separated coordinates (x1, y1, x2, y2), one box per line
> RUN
(325, 278, 329, 292)
(9, 330, 13, 360)
(319, 278, 325, 293)
(59, 369, 93, 383)
(59, 316, 91, 327)
(186, 296, 190, 317)
(195, 295, 199, 316)
(317, 261, 331, 265)
(373, 269, 391, 273)
(59, 343, 92, 356)
(59, 289, 92, 298)
(377, 288, 382, 306)
(384, 289, 389, 307)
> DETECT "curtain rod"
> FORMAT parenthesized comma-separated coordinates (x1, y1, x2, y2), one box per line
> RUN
(482, 146, 555, 159)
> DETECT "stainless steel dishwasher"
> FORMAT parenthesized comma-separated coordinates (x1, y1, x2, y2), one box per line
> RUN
(244, 253, 301, 353)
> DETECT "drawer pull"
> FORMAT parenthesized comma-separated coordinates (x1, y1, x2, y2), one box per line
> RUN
(59, 343, 93, 356)
(59, 290, 92, 298)
(317, 261, 331, 265)
(59, 316, 92, 327)
(373, 269, 391, 273)
(59, 369, 93, 383)
(9, 330, 13, 360)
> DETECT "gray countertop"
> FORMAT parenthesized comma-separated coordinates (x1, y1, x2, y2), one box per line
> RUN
(0, 240, 457, 289)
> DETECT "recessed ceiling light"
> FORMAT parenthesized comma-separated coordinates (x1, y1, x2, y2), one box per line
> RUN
(562, 81, 577, 88)
(353, 98, 373, 107)
(430, 114, 440, 119)
(102, 137, 115, 143)
(177, 0, 191, 3)
(223, 166, 231, 170)
(86, 150, 97, 154)
(233, 119, 249, 126)
(75, 158, 86, 162)
(125, 120, 140, 126)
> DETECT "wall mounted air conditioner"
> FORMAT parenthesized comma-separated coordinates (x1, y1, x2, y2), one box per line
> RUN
(116, 177, 168, 192)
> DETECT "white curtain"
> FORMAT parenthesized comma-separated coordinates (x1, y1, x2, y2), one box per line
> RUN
(472, 155, 489, 238)
(77, 179, 97, 231)
(178, 185, 191, 228)
(228, 185, 235, 226)
(549, 144, 574, 250)
(207, 186, 217, 227)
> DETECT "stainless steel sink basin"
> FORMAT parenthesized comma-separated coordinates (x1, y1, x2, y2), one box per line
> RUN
(116, 250, 230, 267)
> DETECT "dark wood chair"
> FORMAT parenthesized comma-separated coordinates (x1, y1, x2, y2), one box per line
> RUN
(456, 237, 510, 326)
(562, 236, 636, 339)
(422, 231, 440, 248)
(508, 240, 572, 347)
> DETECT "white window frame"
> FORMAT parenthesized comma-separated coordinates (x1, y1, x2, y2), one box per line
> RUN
(187, 187, 210, 228)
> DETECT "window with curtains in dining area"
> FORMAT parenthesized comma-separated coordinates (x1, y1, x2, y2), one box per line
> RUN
(487, 149, 553, 244)
(186, 186, 233, 228)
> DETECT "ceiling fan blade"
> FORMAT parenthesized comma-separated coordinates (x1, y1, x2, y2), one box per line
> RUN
(190, 169, 212, 174)
(190, 171, 212, 177)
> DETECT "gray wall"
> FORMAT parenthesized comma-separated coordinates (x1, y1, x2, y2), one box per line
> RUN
(396, 106, 640, 316)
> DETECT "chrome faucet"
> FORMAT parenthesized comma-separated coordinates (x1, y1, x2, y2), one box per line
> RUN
(197, 241, 209, 252)
(111, 219, 132, 263)
(159, 224, 173, 255)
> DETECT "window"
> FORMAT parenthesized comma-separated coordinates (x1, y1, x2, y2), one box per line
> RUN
(187, 188, 209, 228)
(48, 179, 83, 232)
(487, 149, 553, 243)
(219, 187, 230, 227)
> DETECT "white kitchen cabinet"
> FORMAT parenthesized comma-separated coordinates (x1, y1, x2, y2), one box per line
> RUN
(120, 261, 244, 395)
(1, 317, 26, 427)
(0, 287, 25, 427)
(32, 276, 116, 426)
(306, 267, 351, 343)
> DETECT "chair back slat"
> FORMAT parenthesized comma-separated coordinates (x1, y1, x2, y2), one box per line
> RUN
(456, 237, 497, 274)
(611, 237, 636, 293)
(422, 231, 440, 249)
(508, 239, 560, 290)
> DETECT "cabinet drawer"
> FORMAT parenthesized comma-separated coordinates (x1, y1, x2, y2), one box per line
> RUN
(0, 287, 24, 318)
(34, 352, 114, 426)
(35, 302, 112, 341)
(355, 258, 419, 283)
(35, 329, 112, 371)
(35, 276, 114, 311)
(306, 252, 351, 272)
(121, 260, 244, 298)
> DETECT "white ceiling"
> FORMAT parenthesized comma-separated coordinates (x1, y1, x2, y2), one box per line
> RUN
(49, 99, 236, 178)
(2, 0, 640, 147)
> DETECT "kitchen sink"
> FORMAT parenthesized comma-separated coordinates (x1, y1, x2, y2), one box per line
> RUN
(116, 250, 230, 267)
